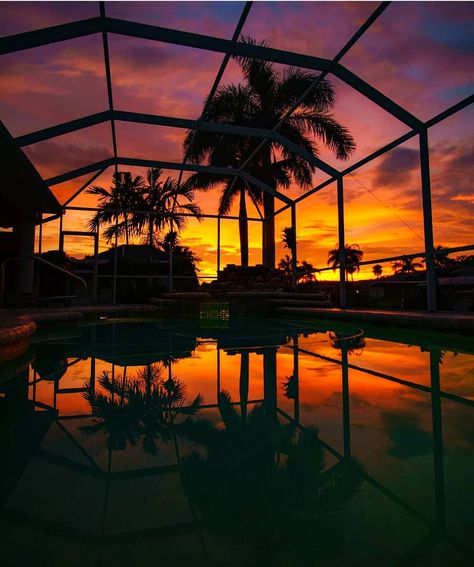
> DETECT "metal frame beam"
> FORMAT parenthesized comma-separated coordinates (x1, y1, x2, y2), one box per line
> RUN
(273, 92, 474, 218)
(45, 158, 115, 185)
(62, 167, 108, 207)
(46, 156, 292, 204)
(99, 2, 118, 172)
(337, 177, 347, 308)
(15, 110, 339, 177)
(419, 127, 437, 311)
(65, 205, 262, 222)
(176, 1, 253, 187)
(0, 15, 422, 129)
(1, 4, 473, 314)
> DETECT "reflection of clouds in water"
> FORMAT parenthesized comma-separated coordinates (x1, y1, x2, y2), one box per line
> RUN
(381, 410, 433, 460)
(442, 403, 474, 453)
(319, 390, 375, 412)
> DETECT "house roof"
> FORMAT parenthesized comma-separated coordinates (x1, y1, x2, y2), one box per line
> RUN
(0, 121, 60, 226)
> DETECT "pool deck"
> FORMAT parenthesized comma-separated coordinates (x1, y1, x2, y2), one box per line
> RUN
(276, 306, 474, 333)
(1, 303, 473, 361)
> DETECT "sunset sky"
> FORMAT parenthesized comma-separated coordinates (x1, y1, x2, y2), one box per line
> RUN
(1, 1, 473, 279)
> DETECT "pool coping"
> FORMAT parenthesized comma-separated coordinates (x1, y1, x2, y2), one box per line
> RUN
(0, 304, 167, 361)
(1, 304, 473, 363)
(276, 307, 474, 333)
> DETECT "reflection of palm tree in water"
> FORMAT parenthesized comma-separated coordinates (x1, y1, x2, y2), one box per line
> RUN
(329, 330, 366, 356)
(32, 357, 68, 382)
(180, 391, 364, 565)
(81, 363, 203, 454)
(282, 374, 298, 400)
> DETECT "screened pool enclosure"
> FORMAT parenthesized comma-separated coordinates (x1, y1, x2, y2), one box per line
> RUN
(0, 1, 472, 310)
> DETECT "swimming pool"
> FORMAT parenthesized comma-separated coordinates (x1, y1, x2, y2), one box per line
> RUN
(1, 317, 473, 566)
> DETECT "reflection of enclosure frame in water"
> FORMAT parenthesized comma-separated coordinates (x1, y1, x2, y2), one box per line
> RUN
(9, 330, 471, 559)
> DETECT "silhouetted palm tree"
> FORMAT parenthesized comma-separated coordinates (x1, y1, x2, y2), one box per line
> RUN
(282, 374, 298, 400)
(282, 226, 296, 250)
(372, 264, 383, 278)
(392, 256, 424, 274)
(327, 243, 364, 281)
(86, 171, 145, 245)
(433, 245, 456, 268)
(184, 37, 354, 268)
(278, 255, 316, 284)
(159, 230, 200, 268)
(299, 260, 316, 283)
(138, 168, 201, 247)
(278, 254, 292, 279)
(185, 167, 262, 267)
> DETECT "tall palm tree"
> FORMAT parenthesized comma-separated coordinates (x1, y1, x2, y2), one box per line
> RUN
(184, 37, 355, 268)
(392, 256, 424, 274)
(327, 243, 363, 281)
(372, 264, 383, 279)
(184, 157, 263, 267)
(86, 171, 145, 245)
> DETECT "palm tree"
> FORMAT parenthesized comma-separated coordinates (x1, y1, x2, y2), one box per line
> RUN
(298, 260, 316, 283)
(282, 226, 296, 250)
(184, 168, 262, 267)
(392, 256, 424, 274)
(86, 171, 145, 245)
(184, 37, 354, 268)
(137, 168, 202, 247)
(433, 245, 455, 268)
(327, 243, 363, 281)
(329, 331, 366, 355)
(81, 365, 203, 455)
(372, 264, 383, 279)
(278, 254, 292, 279)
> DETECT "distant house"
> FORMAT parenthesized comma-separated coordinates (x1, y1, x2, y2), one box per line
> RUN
(77, 244, 169, 268)
(368, 266, 474, 311)
(74, 244, 198, 302)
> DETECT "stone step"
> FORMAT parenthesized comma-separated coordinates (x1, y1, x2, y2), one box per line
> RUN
(150, 297, 178, 306)
(268, 299, 332, 307)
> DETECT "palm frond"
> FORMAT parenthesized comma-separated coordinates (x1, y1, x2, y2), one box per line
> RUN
(235, 36, 277, 105)
(288, 111, 355, 160)
(276, 68, 335, 113)
(218, 390, 242, 439)
(218, 179, 241, 215)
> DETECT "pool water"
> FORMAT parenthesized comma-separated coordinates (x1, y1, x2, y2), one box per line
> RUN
(0, 317, 473, 566)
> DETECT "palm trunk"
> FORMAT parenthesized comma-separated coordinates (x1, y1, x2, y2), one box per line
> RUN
(239, 188, 249, 267)
(124, 212, 129, 246)
(262, 151, 275, 268)
(262, 193, 275, 267)
(149, 216, 153, 247)
(239, 351, 249, 423)
(146, 364, 152, 400)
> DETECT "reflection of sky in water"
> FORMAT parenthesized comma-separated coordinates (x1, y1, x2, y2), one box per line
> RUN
(1, 319, 473, 564)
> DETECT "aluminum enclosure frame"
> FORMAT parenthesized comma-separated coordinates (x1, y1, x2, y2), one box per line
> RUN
(1, 1, 473, 310)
